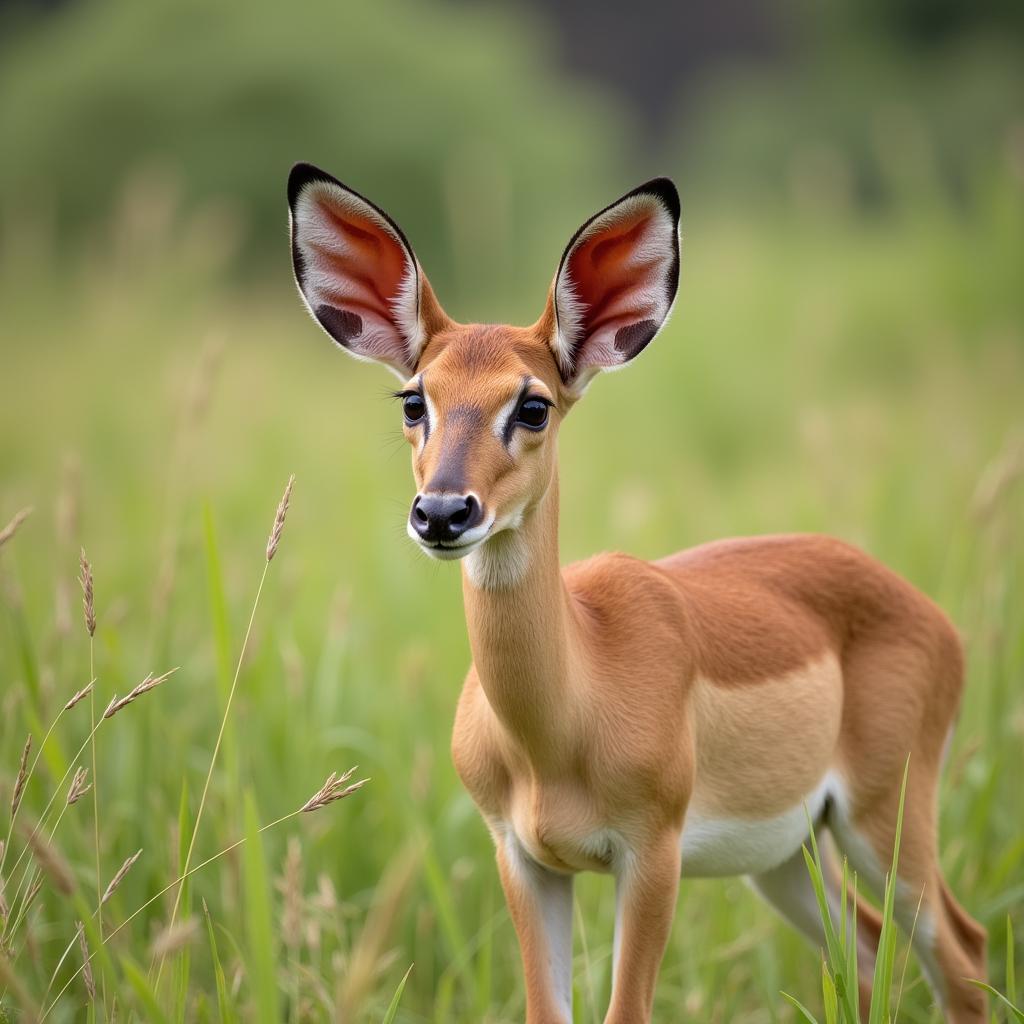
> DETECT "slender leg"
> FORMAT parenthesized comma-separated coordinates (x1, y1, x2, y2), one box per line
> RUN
(494, 832, 574, 1024)
(607, 834, 681, 1024)
(750, 839, 881, 1018)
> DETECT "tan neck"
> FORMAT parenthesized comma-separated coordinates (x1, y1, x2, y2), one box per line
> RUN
(461, 473, 580, 766)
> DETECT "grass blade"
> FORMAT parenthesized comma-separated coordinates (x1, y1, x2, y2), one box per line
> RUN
(868, 758, 910, 1024)
(203, 898, 236, 1024)
(801, 817, 860, 1023)
(382, 964, 414, 1024)
(122, 955, 171, 1024)
(781, 991, 821, 1023)
(201, 505, 239, 799)
(966, 980, 1024, 1022)
(1009, 916, 1018, 1007)
(243, 791, 278, 1024)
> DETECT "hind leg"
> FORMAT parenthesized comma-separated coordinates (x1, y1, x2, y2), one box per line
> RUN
(750, 837, 883, 1018)
(830, 760, 987, 1023)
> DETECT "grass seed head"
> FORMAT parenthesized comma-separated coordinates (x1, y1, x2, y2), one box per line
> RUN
(102, 848, 142, 905)
(63, 680, 94, 712)
(10, 733, 31, 817)
(78, 548, 96, 637)
(77, 921, 96, 1001)
(266, 474, 295, 562)
(149, 917, 199, 960)
(67, 766, 91, 805)
(0, 506, 33, 551)
(300, 766, 369, 813)
(103, 667, 178, 719)
(22, 825, 74, 895)
(24, 875, 43, 910)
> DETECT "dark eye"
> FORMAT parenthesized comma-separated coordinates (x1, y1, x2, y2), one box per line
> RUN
(402, 393, 425, 424)
(516, 398, 549, 430)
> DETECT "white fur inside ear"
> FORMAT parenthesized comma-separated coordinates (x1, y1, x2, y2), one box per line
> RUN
(393, 259, 426, 356)
(552, 192, 678, 382)
(291, 179, 425, 374)
(552, 272, 586, 380)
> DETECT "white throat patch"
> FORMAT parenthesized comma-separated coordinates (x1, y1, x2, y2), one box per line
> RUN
(464, 527, 530, 590)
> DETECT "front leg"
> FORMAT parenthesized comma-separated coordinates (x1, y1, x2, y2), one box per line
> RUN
(608, 833, 681, 1024)
(494, 830, 574, 1024)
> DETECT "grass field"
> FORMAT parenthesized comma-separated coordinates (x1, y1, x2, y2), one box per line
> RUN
(1, 165, 1022, 1021)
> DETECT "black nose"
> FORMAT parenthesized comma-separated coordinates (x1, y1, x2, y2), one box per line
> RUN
(410, 493, 482, 544)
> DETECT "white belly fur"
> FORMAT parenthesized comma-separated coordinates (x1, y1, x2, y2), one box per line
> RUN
(679, 773, 837, 878)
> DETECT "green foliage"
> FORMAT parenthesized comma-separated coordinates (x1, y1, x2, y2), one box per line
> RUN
(0, 3, 1022, 1018)
(676, 35, 1024, 222)
(382, 964, 414, 1024)
(0, 0, 627, 313)
(785, 763, 912, 1024)
(202, 900, 235, 1024)
(242, 793, 277, 1024)
(1, 164, 1021, 1016)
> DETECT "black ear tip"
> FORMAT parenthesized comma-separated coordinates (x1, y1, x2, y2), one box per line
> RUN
(288, 161, 339, 208)
(637, 177, 681, 223)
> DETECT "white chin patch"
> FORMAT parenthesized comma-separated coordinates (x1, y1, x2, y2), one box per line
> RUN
(464, 528, 530, 589)
(419, 543, 475, 561)
(407, 516, 493, 561)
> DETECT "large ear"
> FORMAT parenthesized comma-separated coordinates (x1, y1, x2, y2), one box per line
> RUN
(547, 178, 680, 390)
(288, 163, 442, 378)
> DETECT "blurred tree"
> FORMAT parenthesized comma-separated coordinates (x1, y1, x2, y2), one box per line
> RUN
(0, 0, 632, 314)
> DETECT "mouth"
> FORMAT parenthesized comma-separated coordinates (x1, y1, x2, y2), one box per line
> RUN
(407, 518, 493, 560)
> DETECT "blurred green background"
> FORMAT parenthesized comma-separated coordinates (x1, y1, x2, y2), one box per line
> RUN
(1, 0, 1022, 1020)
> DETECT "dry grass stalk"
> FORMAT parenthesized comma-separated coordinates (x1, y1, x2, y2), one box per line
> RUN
(103, 667, 178, 719)
(63, 681, 94, 712)
(149, 917, 199, 960)
(67, 767, 91, 805)
(22, 824, 74, 895)
(335, 843, 420, 1019)
(0, 950, 44, 1020)
(79, 548, 96, 636)
(972, 436, 1024, 521)
(266, 474, 295, 562)
(277, 836, 303, 952)
(77, 921, 96, 1001)
(0, 506, 33, 551)
(300, 767, 368, 813)
(1, 853, 8, 925)
(24, 874, 43, 913)
(155, 474, 297, 994)
(11, 733, 32, 817)
(102, 848, 142, 905)
(185, 334, 224, 424)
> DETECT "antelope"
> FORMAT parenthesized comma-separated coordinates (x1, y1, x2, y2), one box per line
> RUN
(286, 163, 988, 1023)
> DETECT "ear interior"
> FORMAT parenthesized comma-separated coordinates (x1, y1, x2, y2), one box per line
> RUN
(289, 164, 425, 377)
(552, 179, 680, 386)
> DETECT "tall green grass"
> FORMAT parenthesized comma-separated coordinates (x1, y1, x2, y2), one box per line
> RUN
(1, 163, 1022, 1019)
(787, 770, 1024, 1024)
